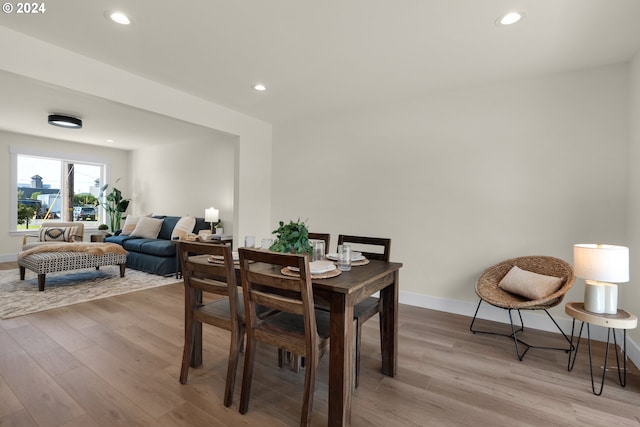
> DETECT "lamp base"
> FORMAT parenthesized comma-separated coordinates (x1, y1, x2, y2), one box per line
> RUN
(584, 281, 618, 315)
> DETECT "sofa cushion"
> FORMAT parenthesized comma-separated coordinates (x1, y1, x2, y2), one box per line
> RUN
(104, 234, 137, 245)
(121, 215, 140, 235)
(122, 238, 176, 257)
(154, 216, 180, 241)
(193, 217, 211, 234)
(131, 217, 164, 239)
(171, 216, 196, 240)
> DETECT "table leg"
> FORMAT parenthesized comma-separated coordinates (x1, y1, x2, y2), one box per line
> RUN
(328, 292, 353, 427)
(379, 271, 399, 376)
(567, 319, 584, 372)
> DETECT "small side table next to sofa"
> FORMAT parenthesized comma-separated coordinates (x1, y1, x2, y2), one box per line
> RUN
(565, 302, 638, 395)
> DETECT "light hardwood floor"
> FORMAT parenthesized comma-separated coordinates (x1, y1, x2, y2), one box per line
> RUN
(1, 261, 639, 426)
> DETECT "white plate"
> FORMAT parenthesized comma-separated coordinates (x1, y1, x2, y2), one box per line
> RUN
(289, 260, 337, 274)
(325, 252, 364, 262)
(210, 251, 239, 261)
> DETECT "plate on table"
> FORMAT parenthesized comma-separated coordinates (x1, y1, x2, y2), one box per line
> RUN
(208, 251, 240, 263)
(325, 252, 365, 262)
(289, 260, 336, 274)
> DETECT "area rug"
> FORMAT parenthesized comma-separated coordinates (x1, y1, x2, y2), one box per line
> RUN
(0, 267, 180, 319)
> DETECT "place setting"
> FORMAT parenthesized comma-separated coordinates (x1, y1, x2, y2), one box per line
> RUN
(207, 251, 240, 264)
(281, 259, 342, 279)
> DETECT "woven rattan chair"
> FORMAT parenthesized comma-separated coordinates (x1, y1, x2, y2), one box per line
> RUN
(469, 255, 575, 361)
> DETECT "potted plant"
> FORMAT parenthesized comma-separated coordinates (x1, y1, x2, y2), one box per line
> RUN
(215, 221, 224, 235)
(269, 219, 312, 254)
(98, 179, 130, 232)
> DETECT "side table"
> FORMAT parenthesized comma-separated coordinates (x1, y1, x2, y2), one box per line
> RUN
(565, 302, 637, 395)
(90, 233, 107, 242)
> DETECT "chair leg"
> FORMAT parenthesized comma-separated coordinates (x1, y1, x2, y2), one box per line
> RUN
(300, 350, 317, 426)
(470, 300, 573, 361)
(239, 336, 257, 414)
(224, 324, 244, 407)
(508, 309, 529, 361)
(179, 316, 195, 384)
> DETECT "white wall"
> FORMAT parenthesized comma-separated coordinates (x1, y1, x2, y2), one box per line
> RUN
(0, 26, 274, 245)
(0, 130, 129, 259)
(625, 51, 640, 344)
(272, 64, 629, 321)
(129, 135, 236, 233)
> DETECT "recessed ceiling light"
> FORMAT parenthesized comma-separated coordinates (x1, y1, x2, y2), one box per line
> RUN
(253, 83, 267, 91)
(48, 114, 82, 129)
(496, 11, 525, 26)
(105, 11, 134, 25)
(106, 139, 114, 143)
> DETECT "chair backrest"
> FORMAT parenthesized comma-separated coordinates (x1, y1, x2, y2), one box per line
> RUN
(308, 232, 330, 256)
(337, 235, 391, 262)
(238, 248, 317, 356)
(178, 241, 241, 326)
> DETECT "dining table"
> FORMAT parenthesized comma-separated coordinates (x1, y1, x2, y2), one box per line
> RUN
(188, 253, 403, 426)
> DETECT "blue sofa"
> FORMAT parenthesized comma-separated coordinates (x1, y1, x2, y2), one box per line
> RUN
(105, 215, 211, 276)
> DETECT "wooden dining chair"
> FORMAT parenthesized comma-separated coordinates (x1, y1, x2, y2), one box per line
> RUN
(308, 232, 330, 254)
(337, 234, 391, 388)
(177, 241, 243, 408)
(238, 248, 330, 427)
(279, 232, 331, 372)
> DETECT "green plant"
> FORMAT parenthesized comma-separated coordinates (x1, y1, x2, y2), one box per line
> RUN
(98, 179, 130, 232)
(269, 219, 312, 254)
(98, 223, 109, 231)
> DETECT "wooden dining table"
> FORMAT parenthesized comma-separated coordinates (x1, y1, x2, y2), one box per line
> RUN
(188, 254, 403, 426)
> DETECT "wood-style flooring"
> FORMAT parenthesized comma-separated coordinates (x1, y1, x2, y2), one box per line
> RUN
(1, 261, 639, 426)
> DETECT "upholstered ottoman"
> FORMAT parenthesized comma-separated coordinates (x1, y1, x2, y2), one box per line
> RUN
(18, 243, 128, 291)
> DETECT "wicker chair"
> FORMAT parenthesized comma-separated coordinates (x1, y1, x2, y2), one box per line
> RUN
(469, 255, 576, 361)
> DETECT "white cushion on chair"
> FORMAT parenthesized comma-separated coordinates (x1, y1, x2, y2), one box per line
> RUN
(498, 265, 564, 300)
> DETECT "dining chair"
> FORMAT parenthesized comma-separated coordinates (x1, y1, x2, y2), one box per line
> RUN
(177, 241, 243, 408)
(308, 232, 330, 254)
(337, 234, 391, 388)
(280, 232, 331, 372)
(238, 248, 330, 427)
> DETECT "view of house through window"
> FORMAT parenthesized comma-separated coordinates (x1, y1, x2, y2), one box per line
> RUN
(16, 154, 104, 230)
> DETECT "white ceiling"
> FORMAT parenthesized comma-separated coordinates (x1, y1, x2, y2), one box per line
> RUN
(1, 0, 640, 149)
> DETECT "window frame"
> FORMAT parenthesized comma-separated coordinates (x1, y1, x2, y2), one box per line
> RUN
(10, 145, 111, 234)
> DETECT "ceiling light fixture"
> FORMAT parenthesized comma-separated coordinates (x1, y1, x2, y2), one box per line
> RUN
(253, 83, 267, 91)
(106, 11, 134, 25)
(48, 114, 82, 129)
(496, 11, 525, 26)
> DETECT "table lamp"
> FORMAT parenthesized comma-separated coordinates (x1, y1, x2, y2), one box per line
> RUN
(573, 244, 629, 314)
(204, 207, 219, 234)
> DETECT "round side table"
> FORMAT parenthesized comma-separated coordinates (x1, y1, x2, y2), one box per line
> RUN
(565, 302, 638, 395)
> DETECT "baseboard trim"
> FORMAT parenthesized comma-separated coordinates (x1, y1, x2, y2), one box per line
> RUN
(399, 290, 640, 369)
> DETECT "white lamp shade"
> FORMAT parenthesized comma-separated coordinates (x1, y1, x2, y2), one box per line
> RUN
(573, 244, 629, 283)
(204, 207, 219, 223)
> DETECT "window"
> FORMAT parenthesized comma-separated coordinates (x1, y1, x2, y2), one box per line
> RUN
(11, 147, 107, 232)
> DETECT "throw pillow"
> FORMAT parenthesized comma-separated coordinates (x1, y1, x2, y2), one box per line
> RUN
(171, 216, 197, 240)
(120, 214, 153, 235)
(39, 226, 78, 242)
(130, 217, 164, 239)
(120, 215, 141, 235)
(498, 265, 564, 300)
